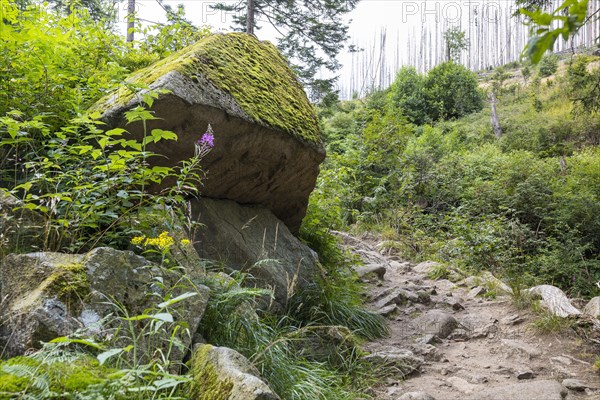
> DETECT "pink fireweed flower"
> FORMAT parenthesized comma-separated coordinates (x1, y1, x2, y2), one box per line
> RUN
(195, 124, 215, 157)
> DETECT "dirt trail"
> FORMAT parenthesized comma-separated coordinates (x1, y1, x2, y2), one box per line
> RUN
(338, 232, 600, 400)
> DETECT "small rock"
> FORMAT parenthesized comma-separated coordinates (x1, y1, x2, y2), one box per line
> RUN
(562, 378, 588, 391)
(447, 376, 477, 394)
(500, 314, 525, 325)
(397, 392, 437, 400)
(528, 285, 581, 317)
(550, 356, 572, 366)
(377, 304, 398, 317)
(413, 261, 440, 275)
(374, 288, 419, 309)
(501, 339, 542, 359)
(583, 296, 600, 317)
(418, 334, 441, 345)
(363, 347, 423, 377)
(468, 286, 487, 298)
(412, 310, 459, 339)
(389, 260, 411, 273)
(355, 264, 387, 281)
(516, 369, 535, 380)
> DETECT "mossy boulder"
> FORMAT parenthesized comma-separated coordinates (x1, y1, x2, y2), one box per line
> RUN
(189, 344, 279, 400)
(0, 248, 209, 359)
(92, 33, 325, 234)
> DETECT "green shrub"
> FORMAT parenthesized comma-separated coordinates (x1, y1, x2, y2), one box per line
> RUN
(538, 54, 559, 77)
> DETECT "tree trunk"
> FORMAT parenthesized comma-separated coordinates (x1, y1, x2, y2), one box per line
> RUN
(490, 92, 502, 139)
(126, 0, 135, 42)
(246, 0, 255, 35)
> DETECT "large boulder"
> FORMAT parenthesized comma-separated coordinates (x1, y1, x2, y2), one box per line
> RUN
(92, 33, 325, 234)
(189, 344, 280, 400)
(0, 248, 209, 359)
(191, 198, 319, 306)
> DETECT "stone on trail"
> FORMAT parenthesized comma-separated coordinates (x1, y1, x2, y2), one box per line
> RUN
(583, 296, 600, 317)
(93, 33, 325, 234)
(355, 264, 387, 281)
(413, 261, 440, 275)
(501, 339, 542, 359)
(467, 380, 568, 400)
(562, 378, 590, 391)
(397, 392, 437, 400)
(363, 346, 423, 377)
(411, 310, 458, 339)
(528, 285, 581, 318)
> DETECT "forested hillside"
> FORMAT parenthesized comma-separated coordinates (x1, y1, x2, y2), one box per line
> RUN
(313, 54, 600, 298)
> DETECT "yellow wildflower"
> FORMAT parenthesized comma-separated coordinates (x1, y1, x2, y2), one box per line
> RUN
(131, 236, 146, 246)
(144, 231, 175, 250)
(180, 239, 191, 245)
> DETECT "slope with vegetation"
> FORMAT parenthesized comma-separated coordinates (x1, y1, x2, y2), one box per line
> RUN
(0, 1, 387, 399)
(315, 53, 600, 298)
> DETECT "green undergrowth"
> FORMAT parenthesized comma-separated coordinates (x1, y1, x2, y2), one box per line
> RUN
(314, 53, 600, 298)
(0, 354, 118, 399)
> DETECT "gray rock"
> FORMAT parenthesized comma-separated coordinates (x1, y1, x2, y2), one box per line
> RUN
(467, 380, 567, 400)
(501, 339, 542, 359)
(583, 296, 600, 317)
(377, 304, 398, 317)
(191, 198, 318, 305)
(94, 33, 325, 234)
(501, 314, 525, 325)
(418, 334, 441, 345)
(190, 344, 279, 399)
(397, 392, 436, 400)
(389, 260, 411, 273)
(562, 378, 589, 391)
(516, 368, 535, 380)
(412, 310, 458, 338)
(374, 288, 419, 309)
(355, 264, 386, 281)
(363, 346, 423, 377)
(468, 286, 487, 298)
(0, 248, 209, 360)
(413, 261, 440, 275)
(447, 376, 478, 394)
(528, 285, 581, 317)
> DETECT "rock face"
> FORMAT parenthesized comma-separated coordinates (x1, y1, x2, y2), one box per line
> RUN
(190, 344, 280, 400)
(192, 198, 318, 305)
(0, 248, 209, 359)
(93, 33, 325, 234)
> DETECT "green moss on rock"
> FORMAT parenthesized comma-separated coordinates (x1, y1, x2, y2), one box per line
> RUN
(189, 345, 234, 400)
(94, 33, 321, 144)
(0, 355, 114, 399)
(47, 262, 90, 311)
